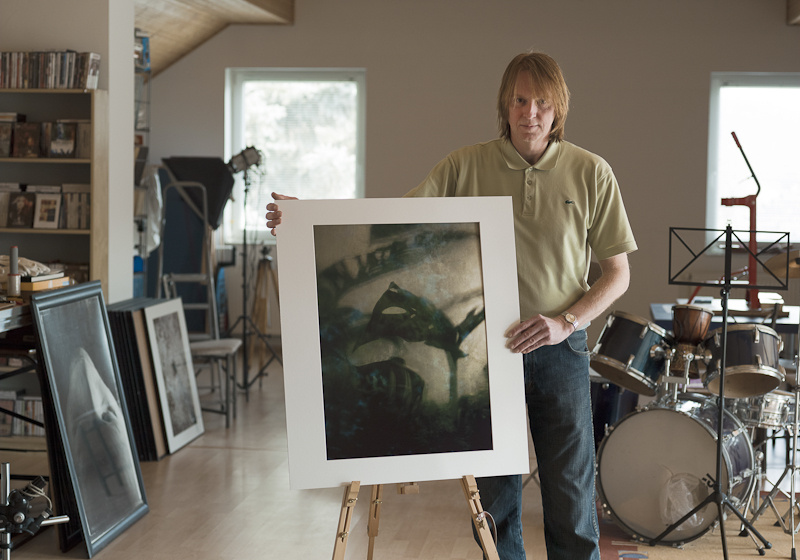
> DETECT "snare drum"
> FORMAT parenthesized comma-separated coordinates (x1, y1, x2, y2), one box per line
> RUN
(726, 390, 796, 430)
(591, 311, 667, 396)
(596, 394, 755, 545)
(672, 304, 714, 345)
(703, 325, 784, 398)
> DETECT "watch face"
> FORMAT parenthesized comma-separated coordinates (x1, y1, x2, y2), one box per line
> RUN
(565, 313, 577, 323)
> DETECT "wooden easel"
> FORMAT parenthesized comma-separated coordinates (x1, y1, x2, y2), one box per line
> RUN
(331, 476, 500, 560)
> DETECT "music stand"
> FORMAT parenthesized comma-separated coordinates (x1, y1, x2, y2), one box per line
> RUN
(651, 225, 790, 557)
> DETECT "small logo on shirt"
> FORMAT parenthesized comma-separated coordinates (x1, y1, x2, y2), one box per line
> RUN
(565, 200, 575, 205)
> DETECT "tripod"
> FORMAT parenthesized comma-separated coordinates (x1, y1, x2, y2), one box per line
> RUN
(227, 168, 282, 399)
(652, 225, 775, 557)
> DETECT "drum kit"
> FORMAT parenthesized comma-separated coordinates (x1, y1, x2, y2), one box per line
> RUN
(590, 302, 799, 548)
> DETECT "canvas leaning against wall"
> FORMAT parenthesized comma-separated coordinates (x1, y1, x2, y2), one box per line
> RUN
(277, 197, 528, 490)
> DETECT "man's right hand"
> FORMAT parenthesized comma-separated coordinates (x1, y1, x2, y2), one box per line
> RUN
(265, 192, 297, 236)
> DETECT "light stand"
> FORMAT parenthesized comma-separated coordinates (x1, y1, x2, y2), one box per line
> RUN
(651, 225, 790, 557)
(1, 462, 69, 559)
(225, 151, 282, 399)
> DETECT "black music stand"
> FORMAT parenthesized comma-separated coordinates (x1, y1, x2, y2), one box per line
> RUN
(651, 225, 790, 557)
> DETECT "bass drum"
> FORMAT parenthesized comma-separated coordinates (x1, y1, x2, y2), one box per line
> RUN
(596, 394, 754, 545)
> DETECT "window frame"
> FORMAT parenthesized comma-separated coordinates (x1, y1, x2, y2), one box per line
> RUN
(224, 67, 367, 244)
(705, 71, 800, 248)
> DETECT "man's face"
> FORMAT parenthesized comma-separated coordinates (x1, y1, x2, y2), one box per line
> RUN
(507, 76, 555, 161)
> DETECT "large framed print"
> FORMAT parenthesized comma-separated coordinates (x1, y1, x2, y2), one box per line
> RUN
(143, 298, 204, 452)
(277, 197, 528, 490)
(30, 281, 148, 557)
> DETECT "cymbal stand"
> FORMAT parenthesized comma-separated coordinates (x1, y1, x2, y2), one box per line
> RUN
(652, 225, 772, 557)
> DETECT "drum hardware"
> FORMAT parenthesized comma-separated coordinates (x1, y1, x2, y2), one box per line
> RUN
(747, 351, 800, 559)
(653, 344, 706, 405)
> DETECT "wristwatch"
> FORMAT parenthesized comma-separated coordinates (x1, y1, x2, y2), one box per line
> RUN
(562, 312, 579, 331)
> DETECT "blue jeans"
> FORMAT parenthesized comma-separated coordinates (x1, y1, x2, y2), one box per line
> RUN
(474, 329, 600, 560)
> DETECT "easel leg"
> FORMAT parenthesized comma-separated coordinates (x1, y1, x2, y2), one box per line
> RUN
(332, 481, 360, 560)
(367, 485, 383, 560)
(461, 475, 500, 560)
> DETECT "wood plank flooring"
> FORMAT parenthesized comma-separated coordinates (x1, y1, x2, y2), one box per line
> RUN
(8, 354, 800, 559)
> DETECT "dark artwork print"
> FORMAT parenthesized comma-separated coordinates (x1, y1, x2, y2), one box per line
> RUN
(313, 223, 492, 460)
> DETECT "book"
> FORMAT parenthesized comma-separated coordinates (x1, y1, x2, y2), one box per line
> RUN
(39, 122, 51, 157)
(6, 192, 35, 227)
(0, 183, 20, 227)
(25, 184, 61, 193)
(0, 112, 25, 122)
(19, 276, 71, 291)
(0, 122, 11, 157)
(11, 122, 40, 158)
(74, 121, 91, 159)
(79, 52, 101, 90)
(0, 399, 14, 436)
(62, 183, 91, 229)
(50, 121, 76, 157)
(0, 388, 23, 400)
(21, 270, 64, 282)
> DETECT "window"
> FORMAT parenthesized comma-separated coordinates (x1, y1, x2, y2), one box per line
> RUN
(706, 73, 800, 245)
(225, 68, 366, 244)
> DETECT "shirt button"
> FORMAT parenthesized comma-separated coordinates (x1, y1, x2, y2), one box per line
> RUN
(526, 179, 532, 185)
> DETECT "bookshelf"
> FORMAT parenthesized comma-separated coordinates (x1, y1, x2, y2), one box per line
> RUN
(0, 88, 109, 295)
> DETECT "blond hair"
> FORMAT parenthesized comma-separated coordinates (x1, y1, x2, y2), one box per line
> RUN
(497, 52, 571, 142)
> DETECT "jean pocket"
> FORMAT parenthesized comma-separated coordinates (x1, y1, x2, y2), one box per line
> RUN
(565, 329, 591, 357)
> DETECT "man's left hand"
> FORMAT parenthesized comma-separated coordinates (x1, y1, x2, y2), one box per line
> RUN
(505, 314, 572, 354)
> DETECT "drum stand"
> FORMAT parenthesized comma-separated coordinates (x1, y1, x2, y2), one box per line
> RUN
(653, 226, 772, 557)
(748, 321, 800, 559)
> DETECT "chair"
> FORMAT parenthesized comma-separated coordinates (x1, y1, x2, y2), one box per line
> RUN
(157, 167, 242, 427)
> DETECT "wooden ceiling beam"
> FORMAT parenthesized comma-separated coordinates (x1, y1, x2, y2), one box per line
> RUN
(789, 0, 800, 25)
(134, 0, 294, 76)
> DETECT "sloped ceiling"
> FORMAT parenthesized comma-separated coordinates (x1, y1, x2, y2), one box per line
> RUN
(134, 0, 294, 76)
(135, 0, 795, 77)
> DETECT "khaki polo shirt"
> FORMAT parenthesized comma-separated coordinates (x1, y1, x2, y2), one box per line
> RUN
(406, 138, 637, 319)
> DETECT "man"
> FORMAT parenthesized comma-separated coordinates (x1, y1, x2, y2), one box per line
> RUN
(267, 51, 636, 560)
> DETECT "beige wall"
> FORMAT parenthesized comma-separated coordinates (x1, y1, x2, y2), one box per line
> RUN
(148, 0, 800, 341)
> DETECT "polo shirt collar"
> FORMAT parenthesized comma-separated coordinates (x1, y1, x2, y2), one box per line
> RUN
(501, 138, 561, 171)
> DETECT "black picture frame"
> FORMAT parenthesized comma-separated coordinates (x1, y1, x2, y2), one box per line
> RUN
(30, 281, 149, 557)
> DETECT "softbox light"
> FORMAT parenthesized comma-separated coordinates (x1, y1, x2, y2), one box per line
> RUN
(162, 157, 235, 230)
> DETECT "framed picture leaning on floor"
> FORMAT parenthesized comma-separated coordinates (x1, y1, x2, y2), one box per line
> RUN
(143, 297, 204, 453)
(30, 281, 149, 558)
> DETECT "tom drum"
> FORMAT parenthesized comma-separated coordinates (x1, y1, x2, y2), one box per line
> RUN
(703, 325, 784, 398)
(591, 311, 667, 396)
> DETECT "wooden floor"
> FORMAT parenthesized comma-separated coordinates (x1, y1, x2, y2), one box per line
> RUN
(9, 355, 545, 560)
(8, 353, 800, 559)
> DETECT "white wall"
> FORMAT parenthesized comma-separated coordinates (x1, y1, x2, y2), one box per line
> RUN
(148, 0, 800, 341)
(0, 0, 134, 304)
